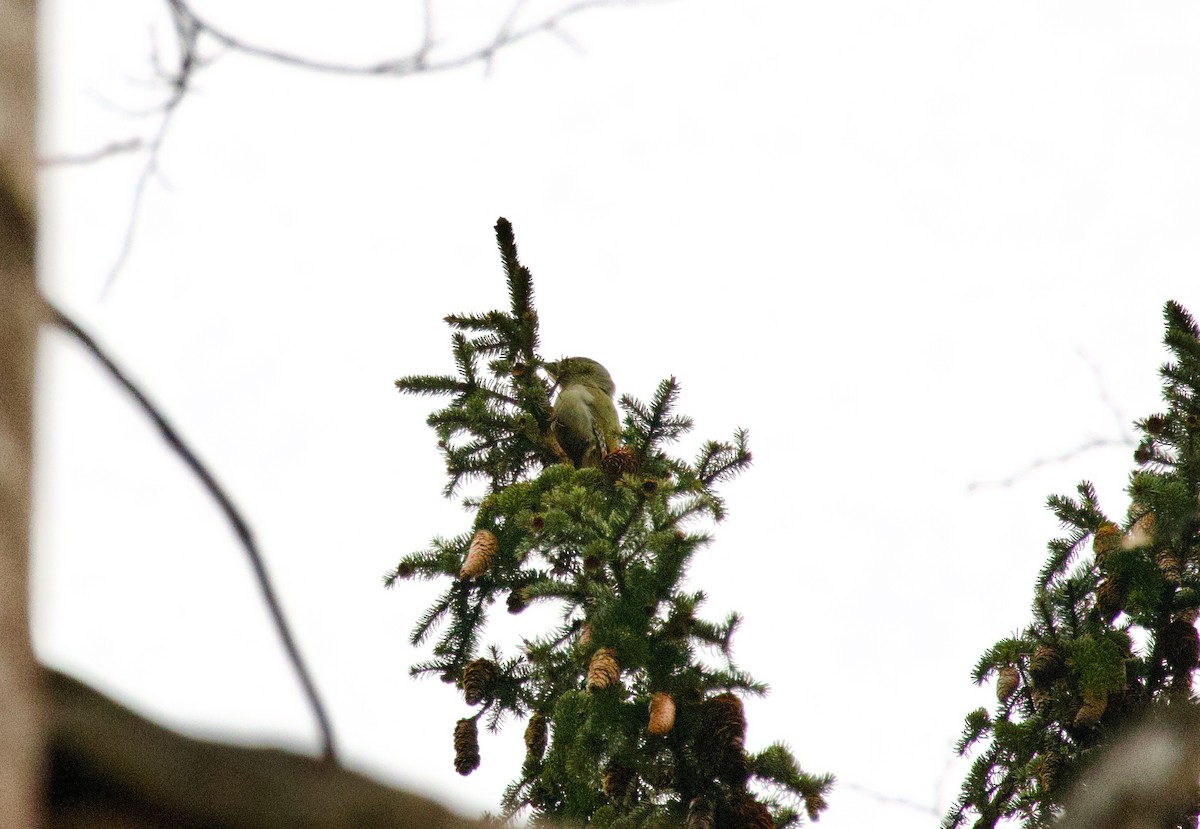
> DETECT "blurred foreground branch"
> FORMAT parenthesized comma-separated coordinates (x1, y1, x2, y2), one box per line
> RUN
(1058, 703, 1200, 829)
(47, 669, 483, 829)
(0, 0, 40, 825)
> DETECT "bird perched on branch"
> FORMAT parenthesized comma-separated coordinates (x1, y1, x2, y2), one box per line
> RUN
(546, 357, 620, 468)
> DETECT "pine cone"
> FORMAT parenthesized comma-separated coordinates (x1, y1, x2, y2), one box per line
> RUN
(601, 445, 639, 481)
(1093, 523, 1122, 566)
(996, 665, 1020, 703)
(453, 718, 480, 775)
(524, 712, 547, 757)
(705, 692, 747, 749)
(507, 588, 529, 614)
(1035, 752, 1063, 793)
(1157, 549, 1184, 586)
(1073, 689, 1108, 728)
(804, 792, 828, 823)
(735, 797, 775, 829)
(1095, 577, 1128, 623)
(701, 693, 750, 787)
(586, 648, 620, 691)
(602, 760, 634, 800)
(1163, 619, 1200, 674)
(462, 658, 498, 706)
(686, 797, 715, 829)
(1029, 644, 1065, 687)
(460, 529, 498, 579)
(1134, 441, 1154, 465)
(647, 692, 676, 735)
(1031, 685, 1052, 713)
(577, 623, 592, 649)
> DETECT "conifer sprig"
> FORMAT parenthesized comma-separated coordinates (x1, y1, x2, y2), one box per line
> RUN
(390, 219, 831, 827)
(946, 301, 1200, 829)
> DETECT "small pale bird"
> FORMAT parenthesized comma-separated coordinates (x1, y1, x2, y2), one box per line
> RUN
(545, 357, 620, 468)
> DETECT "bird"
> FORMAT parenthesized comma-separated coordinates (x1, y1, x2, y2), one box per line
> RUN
(545, 357, 620, 468)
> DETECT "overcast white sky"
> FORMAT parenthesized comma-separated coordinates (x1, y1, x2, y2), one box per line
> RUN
(33, 2, 1200, 826)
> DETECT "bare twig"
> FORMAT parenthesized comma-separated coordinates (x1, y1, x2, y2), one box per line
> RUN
(165, 0, 650, 76)
(45, 300, 339, 766)
(38, 138, 145, 167)
(967, 436, 1133, 492)
(967, 350, 1137, 492)
(83, 0, 666, 296)
(829, 739, 963, 819)
(842, 782, 939, 816)
(1076, 347, 1131, 438)
(99, 111, 178, 299)
(94, 0, 200, 298)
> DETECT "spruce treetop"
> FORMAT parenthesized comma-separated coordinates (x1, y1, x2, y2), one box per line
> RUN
(946, 301, 1200, 829)
(389, 218, 832, 828)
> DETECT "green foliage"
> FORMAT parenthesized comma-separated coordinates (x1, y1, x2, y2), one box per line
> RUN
(390, 219, 832, 827)
(945, 302, 1200, 829)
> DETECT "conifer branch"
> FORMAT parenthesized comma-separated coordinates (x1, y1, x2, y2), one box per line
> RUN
(948, 300, 1200, 829)
(390, 220, 830, 826)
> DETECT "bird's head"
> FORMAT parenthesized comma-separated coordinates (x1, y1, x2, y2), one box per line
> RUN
(544, 357, 615, 395)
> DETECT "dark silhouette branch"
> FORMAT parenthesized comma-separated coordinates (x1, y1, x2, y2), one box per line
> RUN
(45, 300, 339, 766)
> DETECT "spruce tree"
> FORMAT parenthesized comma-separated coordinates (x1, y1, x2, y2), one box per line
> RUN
(387, 218, 832, 828)
(945, 301, 1200, 829)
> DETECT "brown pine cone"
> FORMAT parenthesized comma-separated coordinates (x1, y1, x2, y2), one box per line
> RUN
(602, 760, 634, 800)
(996, 665, 1020, 703)
(735, 797, 774, 829)
(453, 718, 480, 775)
(1163, 619, 1200, 674)
(647, 692, 676, 735)
(461, 658, 498, 706)
(587, 648, 620, 691)
(601, 445, 640, 480)
(460, 529, 498, 579)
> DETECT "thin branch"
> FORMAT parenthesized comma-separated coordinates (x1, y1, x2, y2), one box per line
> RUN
(45, 300, 339, 766)
(841, 781, 940, 816)
(98, 0, 198, 298)
(99, 112, 177, 299)
(967, 351, 1137, 492)
(166, 0, 651, 76)
(87, 0, 668, 295)
(1076, 347, 1131, 438)
(966, 437, 1132, 492)
(38, 138, 145, 167)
